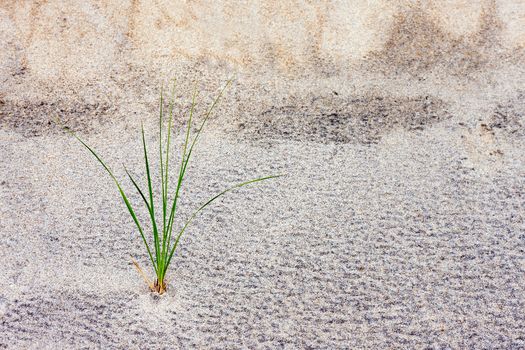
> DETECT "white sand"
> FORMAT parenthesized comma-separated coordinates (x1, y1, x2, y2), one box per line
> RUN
(1, 1, 525, 348)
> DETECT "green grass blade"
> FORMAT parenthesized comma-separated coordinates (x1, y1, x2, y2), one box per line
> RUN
(164, 85, 199, 257)
(167, 79, 231, 217)
(125, 165, 161, 267)
(163, 174, 282, 275)
(124, 167, 150, 211)
(159, 84, 167, 244)
(163, 80, 230, 262)
(164, 79, 177, 202)
(165, 79, 177, 204)
(159, 80, 177, 268)
(55, 119, 158, 274)
(141, 124, 160, 269)
(118, 185, 158, 276)
(164, 80, 229, 253)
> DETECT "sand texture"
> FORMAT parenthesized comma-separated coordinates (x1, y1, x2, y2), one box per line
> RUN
(1, 0, 525, 348)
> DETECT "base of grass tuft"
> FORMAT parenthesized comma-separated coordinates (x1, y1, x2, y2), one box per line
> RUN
(153, 279, 167, 294)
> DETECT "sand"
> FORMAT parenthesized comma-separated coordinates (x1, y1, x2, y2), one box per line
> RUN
(1, 0, 525, 348)
(1, 79, 525, 347)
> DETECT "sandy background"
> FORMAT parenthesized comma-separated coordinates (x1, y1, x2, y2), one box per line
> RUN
(1, 0, 525, 348)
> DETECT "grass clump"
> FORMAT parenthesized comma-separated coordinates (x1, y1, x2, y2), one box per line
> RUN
(58, 80, 280, 294)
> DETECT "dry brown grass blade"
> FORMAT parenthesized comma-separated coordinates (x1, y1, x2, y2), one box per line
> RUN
(131, 256, 155, 291)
